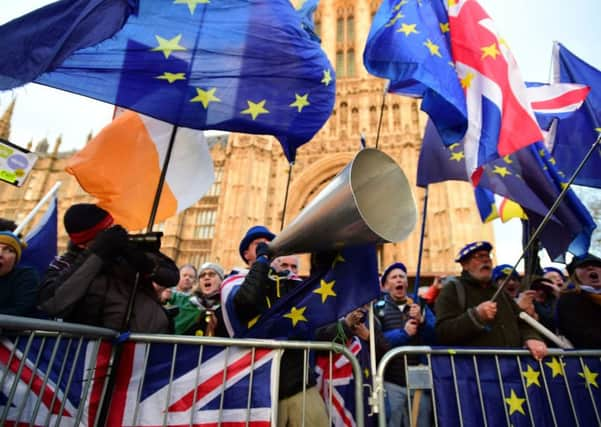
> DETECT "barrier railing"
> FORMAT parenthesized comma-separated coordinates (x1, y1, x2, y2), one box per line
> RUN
(374, 346, 601, 427)
(0, 315, 366, 427)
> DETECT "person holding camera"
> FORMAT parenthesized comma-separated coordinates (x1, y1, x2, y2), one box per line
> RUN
(374, 261, 436, 427)
(38, 203, 178, 333)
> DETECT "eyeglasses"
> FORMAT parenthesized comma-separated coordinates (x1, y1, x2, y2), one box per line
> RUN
(199, 271, 217, 278)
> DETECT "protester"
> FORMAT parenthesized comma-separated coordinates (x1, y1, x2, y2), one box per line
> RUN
(529, 277, 559, 333)
(375, 262, 435, 427)
(173, 263, 197, 295)
(222, 225, 329, 427)
(271, 255, 300, 276)
(543, 266, 567, 292)
(492, 264, 537, 319)
(171, 262, 228, 337)
(435, 241, 547, 360)
(556, 254, 601, 348)
(0, 231, 39, 317)
(38, 203, 178, 333)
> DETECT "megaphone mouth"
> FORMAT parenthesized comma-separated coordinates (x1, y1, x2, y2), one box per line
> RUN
(349, 149, 417, 243)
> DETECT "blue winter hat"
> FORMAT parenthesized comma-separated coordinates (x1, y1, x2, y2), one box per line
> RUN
(542, 266, 565, 279)
(380, 262, 407, 286)
(492, 264, 520, 282)
(239, 225, 275, 262)
(455, 241, 493, 263)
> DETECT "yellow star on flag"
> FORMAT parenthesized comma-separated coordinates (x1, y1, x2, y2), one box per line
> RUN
(545, 357, 566, 378)
(481, 42, 501, 60)
(424, 39, 442, 57)
(241, 100, 269, 120)
(190, 87, 221, 108)
(173, 0, 209, 15)
(284, 306, 307, 327)
(505, 389, 526, 416)
(522, 365, 541, 387)
(549, 157, 556, 165)
(156, 72, 186, 84)
(397, 23, 418, 36)
(151, 34, 186, 59)
(449, 143, 460, 150)
(460, 72, 474, 89)
(539, 149, 546, 157)
(385, 11, 404, 27)
(450, 151, 464, 162)
(313, 279, 337, 303)
(579, 364, 599, 388)
(321, 69, 333, 86)
(331, 253, 345, 268)
(503, 155, 513, 164)
(595, 127, 601, 133)
(290, 93, 310, 112)
(492, 165, 511, 177)
(439, 22, 449, 33)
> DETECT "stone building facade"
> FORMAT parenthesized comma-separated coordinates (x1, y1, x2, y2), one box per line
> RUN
(0, 0, 493, 278)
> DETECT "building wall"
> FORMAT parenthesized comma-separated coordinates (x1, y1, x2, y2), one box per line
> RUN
(0, 0, 494, 278)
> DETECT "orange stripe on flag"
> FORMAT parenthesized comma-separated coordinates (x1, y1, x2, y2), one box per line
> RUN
(66, 111, 178, 230)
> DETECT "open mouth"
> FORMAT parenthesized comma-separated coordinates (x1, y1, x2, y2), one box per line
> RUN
(589, 271, 599, 281)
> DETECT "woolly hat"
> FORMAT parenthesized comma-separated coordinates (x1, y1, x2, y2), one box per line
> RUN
(380, 262, 407, 286)
(567, 253, 601, 276)
(492, 264, 521, 282)
(64, 203, 114, 245)
(238, 225, 275, 262)
(455, 241, 493, 263)
(199, 262, 225, 281)
(542, 266, 565, 280)
(0, 231, 26, 263)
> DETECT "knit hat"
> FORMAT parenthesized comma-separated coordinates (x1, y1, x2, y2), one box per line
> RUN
(0, 231, 26, 263)
(238, 225, 275, 262)
(492, 264, 520, 282)
(199, 262, 225, 281)
(567, 253, 601, 275)
(64, 203, 114, 245)
(543, 266, 565, 280)
(455, 241, 493, 263)
(380, 262, 407, 286)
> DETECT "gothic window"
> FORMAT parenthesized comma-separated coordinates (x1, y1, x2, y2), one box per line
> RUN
(194, 209, 216, 239)
(329, 109, 337, 136)
(369, 106, 378, 130)
(336, 51, 345, 78)
(351, 107, 359, 135)
(347, 49, 355, 77)
(382, 104, 389, 131)
(336, 18, 344, 43)
(340, 102, 349, 128)
(392, 104, 401, 129)
(206, 165, 223, 197)
(347, 16, 354, 42)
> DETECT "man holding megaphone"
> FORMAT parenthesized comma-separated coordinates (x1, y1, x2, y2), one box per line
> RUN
(221, 225, 329, 427)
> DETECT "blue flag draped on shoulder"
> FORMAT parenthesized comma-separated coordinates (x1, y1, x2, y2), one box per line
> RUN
(550, 42, 601, 188)
(364, 0, 467, 145)
(19, 195, 58, 278)
(224, 245, 380, 339)
(0, 0, 335, 162)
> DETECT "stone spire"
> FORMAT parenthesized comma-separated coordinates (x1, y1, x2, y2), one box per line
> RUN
(0, 98, 16, 141)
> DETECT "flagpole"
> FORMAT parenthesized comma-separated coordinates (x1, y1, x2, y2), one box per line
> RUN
(146, 125, 178, 231)
(413, 186, 429, 294)
(374, 82, 389, 150)
(14, 181, 61, 236)
(280, 163, 294, 231)
(491, 133, 601, 302)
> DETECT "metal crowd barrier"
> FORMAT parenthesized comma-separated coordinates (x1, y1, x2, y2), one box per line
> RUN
(374, 346, 601, 427)
(0, 315, 366, 427)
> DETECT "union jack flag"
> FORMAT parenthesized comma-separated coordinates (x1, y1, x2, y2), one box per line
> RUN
(106, 342, 280, 427)
(315, 338, 362, 427)
(0, 336, 112, 426)
(448, 0, 543, 184)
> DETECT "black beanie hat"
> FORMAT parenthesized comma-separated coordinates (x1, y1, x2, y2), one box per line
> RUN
(64, 203, 114, 244)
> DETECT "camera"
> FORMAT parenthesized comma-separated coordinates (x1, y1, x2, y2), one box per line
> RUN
(128, 231, 163, 252)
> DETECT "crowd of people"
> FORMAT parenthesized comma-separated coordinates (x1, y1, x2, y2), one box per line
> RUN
(1, 202, 600, 426)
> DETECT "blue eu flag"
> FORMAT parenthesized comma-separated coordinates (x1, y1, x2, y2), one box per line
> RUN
(242, 245, 380, 339)
(550, 43, 601, 188)
(364, 0, 466, 145)
(0, 0, 335, 162)
(20, 196, 58, 278)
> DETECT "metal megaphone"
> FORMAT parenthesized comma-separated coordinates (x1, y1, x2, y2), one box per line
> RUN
(268, 148, 417, 256)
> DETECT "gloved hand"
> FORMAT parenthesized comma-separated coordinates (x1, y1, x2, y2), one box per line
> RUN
(89, 225, 129, 260)
(124, 247, 156, 274)
(255, 242, 272, 260)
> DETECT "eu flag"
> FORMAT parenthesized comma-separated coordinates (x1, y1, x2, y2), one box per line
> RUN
(19, 195, 58, 278)
(242, 245, 380, 339)
(551, 43, 601, 188)
(0, 0, 335, 162)
(364, 0, 467, 145)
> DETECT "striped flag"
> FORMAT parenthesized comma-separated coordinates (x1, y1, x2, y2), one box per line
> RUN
(66, 111, 214, 230)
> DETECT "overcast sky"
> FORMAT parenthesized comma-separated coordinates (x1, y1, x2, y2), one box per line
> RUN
(1, 0, 599, 267)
